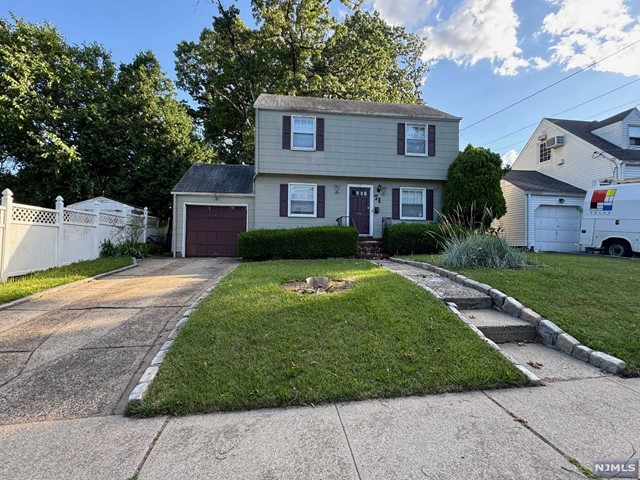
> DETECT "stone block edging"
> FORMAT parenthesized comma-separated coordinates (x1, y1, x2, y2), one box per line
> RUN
(0, 257, 138, 312)
(389, 257, 626, 375)
(127, 274, 230, 406)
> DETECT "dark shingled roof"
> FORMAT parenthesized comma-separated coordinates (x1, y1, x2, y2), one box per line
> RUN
(172, 164, 254, 194)
(254, 93, 461, 121)
(504, 170, 585, 196)
(546, 109, 640, 163)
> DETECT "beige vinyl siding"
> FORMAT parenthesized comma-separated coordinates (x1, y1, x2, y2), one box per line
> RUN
(624, 110, 640, 149)
(172, 194, 255, 257)
(592, 122, 625, 148)
(512, 119, 615, 190)
(254, 174, 443, 238)
(255, 109, 459, 181)
(623, 164, 640, 178)
(498, 180, 526, 247)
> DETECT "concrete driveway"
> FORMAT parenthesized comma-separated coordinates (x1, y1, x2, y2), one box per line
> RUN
(0, 257, 238, 425)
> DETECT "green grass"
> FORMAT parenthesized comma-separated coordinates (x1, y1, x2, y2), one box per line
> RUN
(406, 253, 640, 376)
(0, 256, 133, 304)
(129, 259, 529, 417)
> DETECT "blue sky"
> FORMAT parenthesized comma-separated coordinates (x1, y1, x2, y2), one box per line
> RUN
(5, 0, 640, 165)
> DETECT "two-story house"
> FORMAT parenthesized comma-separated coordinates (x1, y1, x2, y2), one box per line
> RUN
(170, 94, 461, 257)
(499, 107, 640, 252)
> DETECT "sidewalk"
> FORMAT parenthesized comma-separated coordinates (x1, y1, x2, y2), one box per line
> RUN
(1, 375, 638, 479)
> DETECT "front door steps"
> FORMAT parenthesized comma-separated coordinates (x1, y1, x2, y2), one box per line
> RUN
(358, 239, 389, 260)
(376, 259, 626, 384)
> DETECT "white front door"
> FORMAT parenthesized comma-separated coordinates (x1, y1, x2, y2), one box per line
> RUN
(534, 205, 581, 252)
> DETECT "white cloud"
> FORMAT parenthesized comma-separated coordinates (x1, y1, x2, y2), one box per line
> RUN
(422, 0, 529, 76)
(541, 0, 640, 76)
(371, 0, 438, 29)
(502, 149, 519, 166)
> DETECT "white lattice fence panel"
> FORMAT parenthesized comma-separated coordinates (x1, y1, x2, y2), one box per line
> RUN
(100, 212, 126, 227)
(147, 216, 160, 228)
(64, 209, 96, 225)
(12, 205, 58, 224)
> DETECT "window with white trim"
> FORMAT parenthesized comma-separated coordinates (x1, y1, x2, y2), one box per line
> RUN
(629, 126, 640, 146)
(539, 142, 551, 162)
(292, 116, 316, 150)
(400, 187, 426, 220)
(406, 124, 427, 156)
(288, 183, 317, 216)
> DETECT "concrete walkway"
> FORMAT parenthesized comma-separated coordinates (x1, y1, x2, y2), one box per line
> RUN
(1, 375, 638, 479)
(0, 257, 238, 425)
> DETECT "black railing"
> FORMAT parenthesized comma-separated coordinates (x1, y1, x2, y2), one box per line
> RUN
(336, 215, 356, 228)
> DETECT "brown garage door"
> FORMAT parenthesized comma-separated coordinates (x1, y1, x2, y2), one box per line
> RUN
(185, 205, 247, 257)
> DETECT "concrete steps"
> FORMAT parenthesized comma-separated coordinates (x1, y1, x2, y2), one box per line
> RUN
(460, 309, 537, 343)
(446, 296, 492, 310)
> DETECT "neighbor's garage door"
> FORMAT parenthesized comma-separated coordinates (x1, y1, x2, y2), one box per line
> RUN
(534, 205, 581, 252)
(185, 205, 246, 257)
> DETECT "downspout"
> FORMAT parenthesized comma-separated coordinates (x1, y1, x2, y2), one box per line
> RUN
(172, 192, 177, 258)
(526, 193, 531, 250)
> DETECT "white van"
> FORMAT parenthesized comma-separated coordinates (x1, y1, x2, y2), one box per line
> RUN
(579, 179, 640, 257)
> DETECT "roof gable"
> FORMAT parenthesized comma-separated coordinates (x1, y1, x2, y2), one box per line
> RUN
(172, 164, 254, 194)
(254, 94, 461, 121)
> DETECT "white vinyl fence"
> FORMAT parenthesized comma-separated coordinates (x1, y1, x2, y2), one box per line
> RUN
(0, 189, 160, 282)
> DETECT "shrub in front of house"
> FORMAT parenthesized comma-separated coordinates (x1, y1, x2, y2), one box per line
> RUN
(238, 226, 359, 260)
(441, 232, 527, 269)
(382, 223, 449, 255)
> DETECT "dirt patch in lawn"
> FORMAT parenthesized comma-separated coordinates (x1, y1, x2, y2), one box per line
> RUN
(281, 279, 354, 295)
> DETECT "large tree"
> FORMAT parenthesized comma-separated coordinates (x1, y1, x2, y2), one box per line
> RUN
(442, 144, 507, 227)
(175, 0, 427, 164)
(0, 16, 211, 218)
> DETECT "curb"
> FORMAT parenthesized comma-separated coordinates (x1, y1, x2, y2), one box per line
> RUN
(0, 257, 138, 312)
(127, 267, 237, 407)
(389, 257, 626, 375)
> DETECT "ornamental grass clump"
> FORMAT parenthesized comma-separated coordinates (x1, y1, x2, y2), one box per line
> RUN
(438, 206, 527, 269)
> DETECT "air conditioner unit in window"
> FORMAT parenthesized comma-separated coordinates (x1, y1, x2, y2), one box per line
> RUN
(546, 136, 565, 148)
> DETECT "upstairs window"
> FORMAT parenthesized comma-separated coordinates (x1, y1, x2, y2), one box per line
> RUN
(539, 142, 551, 163)
(629, 126, 640, 146)
(405, 124, 427, 156)
(292, 116, 316, 150)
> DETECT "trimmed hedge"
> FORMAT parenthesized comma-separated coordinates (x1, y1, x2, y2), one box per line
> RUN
(238, 226, 359, 260)
(382, 223, 448, 256)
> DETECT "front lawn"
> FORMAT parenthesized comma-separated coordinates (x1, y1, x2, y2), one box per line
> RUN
(129, 259, 528, 416)
(0, 256, 133, 304)
(407, 253, 640, 376)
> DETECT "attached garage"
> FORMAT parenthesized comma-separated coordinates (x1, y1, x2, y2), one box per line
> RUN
(534, 205, 582, 252)
(172, 164, 255, 258)
(499, 170, 586, 252)
(185, 205, 247, 257)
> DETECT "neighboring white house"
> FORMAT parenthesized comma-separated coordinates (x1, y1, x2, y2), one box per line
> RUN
(500, 107, 640, 252)
(68, 196, 141, 214)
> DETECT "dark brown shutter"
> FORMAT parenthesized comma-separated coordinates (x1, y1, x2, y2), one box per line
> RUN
(316, 118, 324, 151)
(426, 189, 434, 221)
(317, 185, 325, 218)
(282, 116, 291, 150)
(397, 123, 405, 155)
(280, 184, 288, 217)
(428, 125, 436, 156)
(392, 188, 400, 219)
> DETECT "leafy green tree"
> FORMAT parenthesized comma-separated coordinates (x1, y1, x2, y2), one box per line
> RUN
(442, 144, 507, 227)
(175, 0, 427, 164)
(0, 16, 211, 218)
(0, 15, 115, 205)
